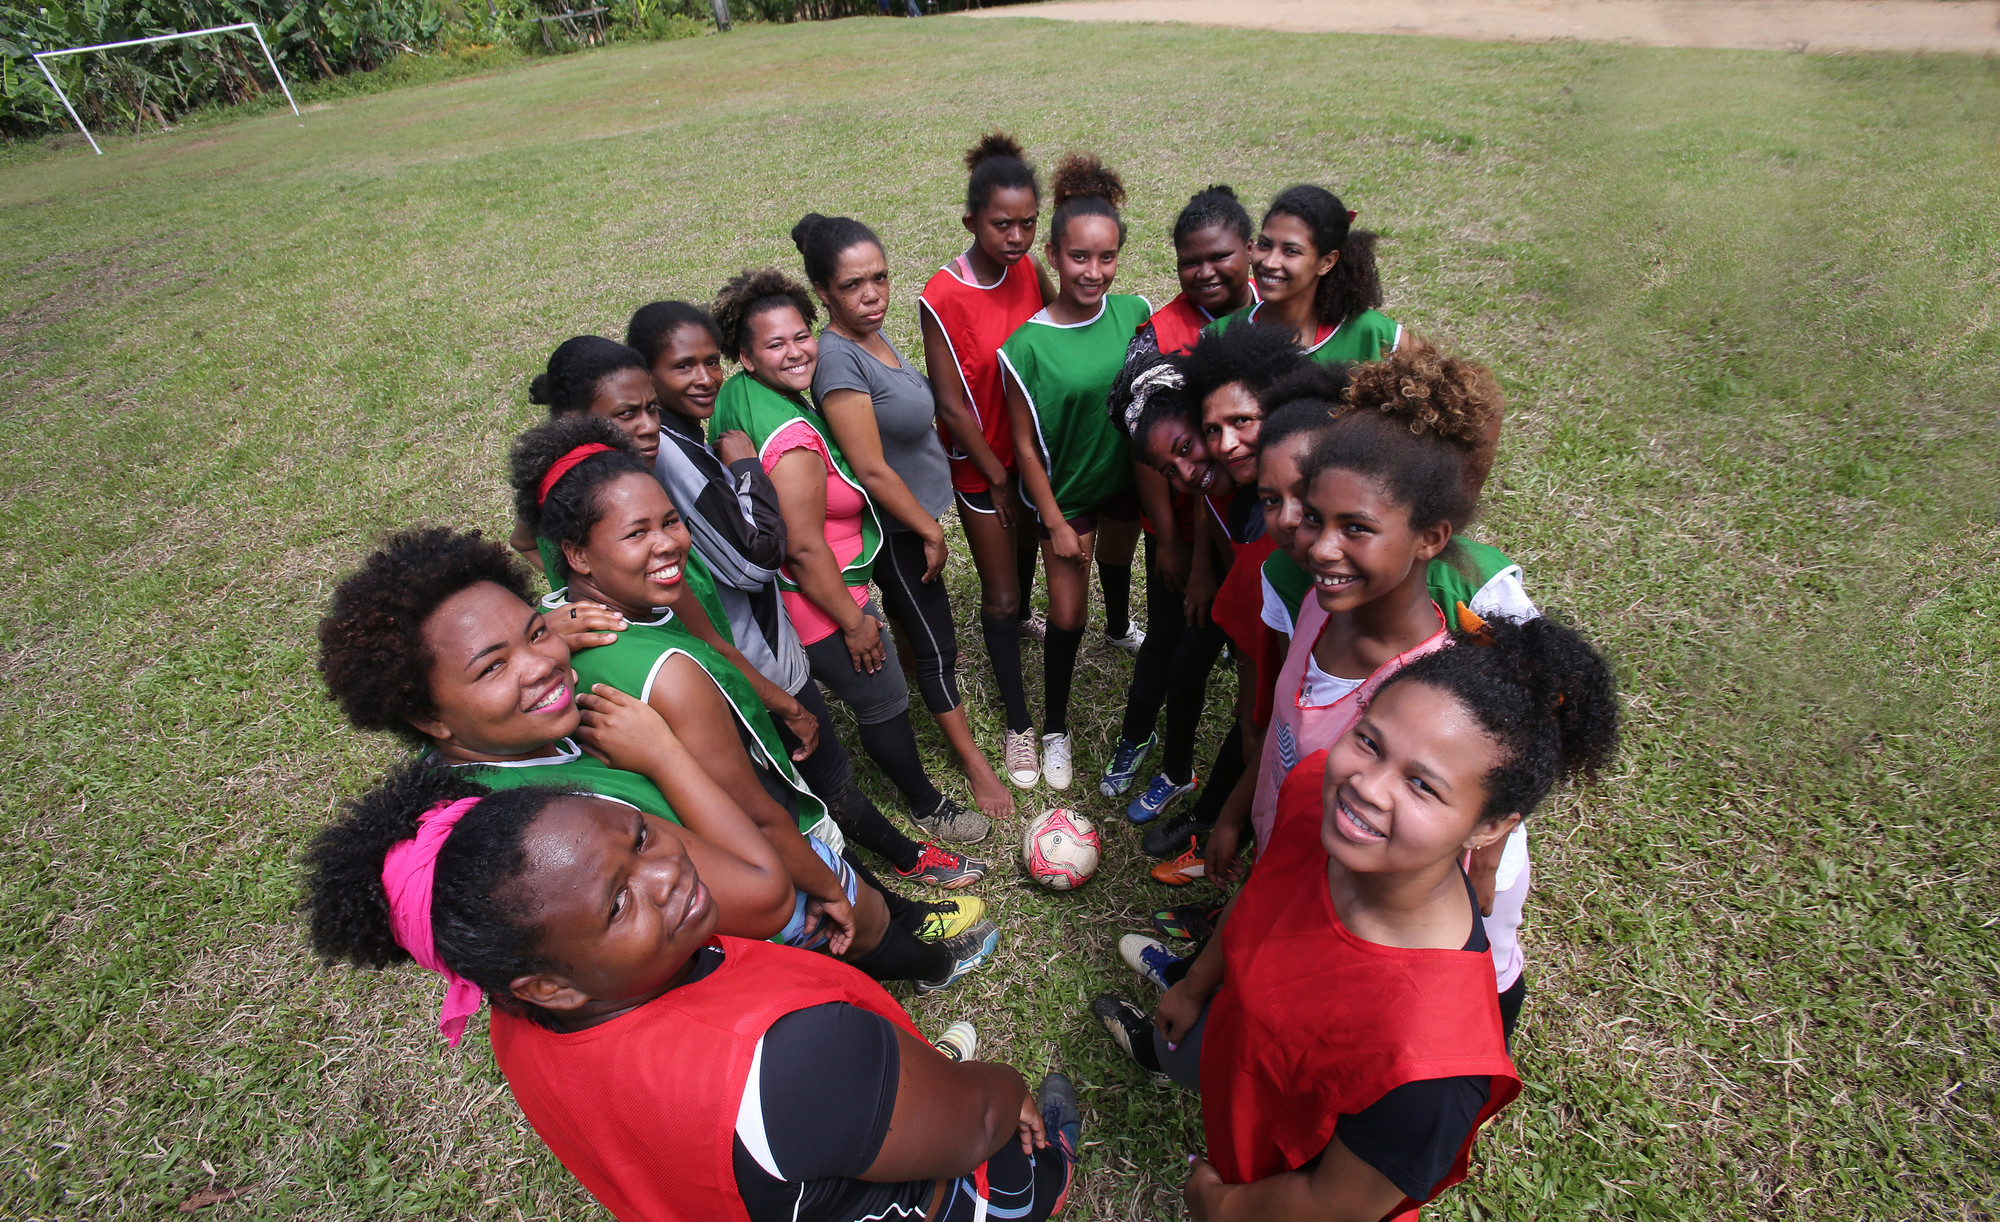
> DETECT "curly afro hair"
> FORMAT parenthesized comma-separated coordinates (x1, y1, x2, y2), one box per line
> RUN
(1342, 343, 1501, 452)
(528, 336, 646, 418)
(316, 528, 535, 746)
(964, 132, 1039, 214)
(1263, 184, 1384, 330)
(1378, 613, 1619, 824)
(711, 268, 817, 364)
(1048, 152, 1128, 248)
(1175, 319, 1312, 415)
(1294, 343, 1504, 537)
(302, 758, 573, 1018)
(507, 414, 653, 578)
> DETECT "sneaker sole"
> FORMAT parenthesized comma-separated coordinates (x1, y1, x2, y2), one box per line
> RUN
(1008, 771, 1040, 789)
(1089, 996, 1173, 1086)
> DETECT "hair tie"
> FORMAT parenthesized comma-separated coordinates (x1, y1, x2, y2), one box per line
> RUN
(1347, 209, 1358, 224)
(1454, 602, 1496, 645)
(381, 796, 487, 1046)
(536, 443, 615, 508)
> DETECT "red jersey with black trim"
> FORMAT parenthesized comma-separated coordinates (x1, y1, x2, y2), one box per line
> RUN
(1202, 751, 1520, 1215)
(491, 937, 922, 1222)
(919, 255, 1044, 495)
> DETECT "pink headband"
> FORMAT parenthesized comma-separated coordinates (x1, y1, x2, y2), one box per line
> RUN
(381, 796, 486, 1046)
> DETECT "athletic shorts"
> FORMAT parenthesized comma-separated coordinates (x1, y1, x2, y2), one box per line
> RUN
(777, 836, 860, 950)
(1033, 487, 1142, 540)
(955, 482, 1016, 516)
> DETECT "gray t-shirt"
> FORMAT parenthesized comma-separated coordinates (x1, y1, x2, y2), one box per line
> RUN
(812, 330, 952, 529)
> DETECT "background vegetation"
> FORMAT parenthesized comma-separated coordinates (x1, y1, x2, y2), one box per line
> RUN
(0, 0, 1019, 140)
(0, 14, 1995, 1221)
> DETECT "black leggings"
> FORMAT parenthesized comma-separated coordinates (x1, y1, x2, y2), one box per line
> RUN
(872, 528, 963, 715)
(780, 680, 925, 872)
(933, 1133, 1071, 1222)
(1120, 535, 1229, 781)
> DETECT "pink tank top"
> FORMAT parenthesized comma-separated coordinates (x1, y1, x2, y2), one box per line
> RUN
(1250, 596, 1449, 848)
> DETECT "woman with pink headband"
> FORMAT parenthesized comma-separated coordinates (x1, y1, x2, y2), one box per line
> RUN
(302, 760, 1082, 1222)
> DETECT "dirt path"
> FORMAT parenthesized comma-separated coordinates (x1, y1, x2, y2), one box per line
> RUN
(961, 0, 2000, 54)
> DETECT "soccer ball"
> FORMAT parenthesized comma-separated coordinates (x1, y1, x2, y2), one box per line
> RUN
(1022, 808, 1100, 890)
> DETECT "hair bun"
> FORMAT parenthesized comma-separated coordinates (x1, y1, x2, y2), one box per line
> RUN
(1341, 345, 1499, 450)
(1050, 152, 1126, 210)
(964, 132, 1026, 170)
(1205, 183, 1237, 200)
(789, 212, 830, 255)
(528, 373, 551, 406)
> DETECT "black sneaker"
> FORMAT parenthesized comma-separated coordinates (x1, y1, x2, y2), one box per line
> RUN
(1090, 994, 1170, 1085)
(1142, 808, 1215, 858)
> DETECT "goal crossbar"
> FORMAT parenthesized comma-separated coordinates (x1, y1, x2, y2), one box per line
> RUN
(32, 22, 299, 156)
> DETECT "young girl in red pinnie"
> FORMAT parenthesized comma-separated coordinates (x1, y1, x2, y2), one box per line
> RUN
(1091, 613, 1618, 1221)
(302, 760, 1082, 1222)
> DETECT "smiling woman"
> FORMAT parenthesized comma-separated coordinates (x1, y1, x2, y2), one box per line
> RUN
(1212, 184, 1399, 365)
(301, 756, 1084, 1222)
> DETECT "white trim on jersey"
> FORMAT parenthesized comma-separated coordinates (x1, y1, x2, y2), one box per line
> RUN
(993, 348, 1052, 523)
(916, 295, 983, 449)
(734, 1034, 783, 1179)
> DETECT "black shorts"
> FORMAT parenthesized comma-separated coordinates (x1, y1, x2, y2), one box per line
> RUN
(1034, 487, 1141, 539)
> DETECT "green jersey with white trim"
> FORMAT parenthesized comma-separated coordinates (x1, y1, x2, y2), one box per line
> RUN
(535, 537, 735, 647)
(998, 294, 1151, 519)
(1211, 302, 1401, 365)
(546, 589, 831, 836)
(449, 739, 682, 825)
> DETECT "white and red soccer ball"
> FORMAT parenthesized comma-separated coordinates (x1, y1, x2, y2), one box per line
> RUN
(1021, 808, 1100, 890)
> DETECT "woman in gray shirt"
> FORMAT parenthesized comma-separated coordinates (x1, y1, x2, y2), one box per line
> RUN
(794, 213, 1014, 823)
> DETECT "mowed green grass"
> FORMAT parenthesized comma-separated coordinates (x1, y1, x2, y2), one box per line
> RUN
(2, 15, 1996, 1220)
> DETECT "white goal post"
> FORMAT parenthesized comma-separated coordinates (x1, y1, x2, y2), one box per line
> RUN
(33, 22, 299, 156)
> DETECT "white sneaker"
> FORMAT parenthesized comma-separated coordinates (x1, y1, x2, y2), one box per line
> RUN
(1040, 732, 1073, 790)
(1105, 623, 1147, 654)
(933, 1020, 979, 1062)
(1003, 729, 1040, 788)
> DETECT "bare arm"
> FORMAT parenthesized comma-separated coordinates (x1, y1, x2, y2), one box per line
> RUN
(509, 517, 541, 566)
(861, 1025, 1036, 1182)
(821, 386, 947, 580)
(1186, 1137, 1407, 1222)
(919, 304, 1015, 521)
(1133, 466, 1189, 593)
(1003, 360, 1078, 561)
(646, 654, 855, 949)
(1031, 254, 1057, 306)
(771, 447, 885, 674)
(572, 684, 793, 938)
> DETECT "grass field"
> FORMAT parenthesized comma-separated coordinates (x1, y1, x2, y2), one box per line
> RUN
(2, 14, 1997, 1221)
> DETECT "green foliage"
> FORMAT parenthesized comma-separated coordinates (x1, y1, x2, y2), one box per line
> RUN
(0, 0, 719, 139)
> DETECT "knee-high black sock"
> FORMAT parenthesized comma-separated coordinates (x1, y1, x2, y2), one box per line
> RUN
(1184, 722, 1247, 823)
(1098, 561, 1133, 639)
(847, 920, 950, 983)
(845, 852, 923, 932)
(830, 783, 923, 872)
(981, 613, 1033, 733)
(1042, 625, 1084, 735)
(1015, 543, 1038, 619)
(858, 711, 946, 816)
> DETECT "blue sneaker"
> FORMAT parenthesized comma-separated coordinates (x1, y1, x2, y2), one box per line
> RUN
(917, 920, 1000, 994)
(1037, 1071, 1083, 1162)
(1126, 772, 1196, 824)
(1098, 734, 1155, 797)
(1119, 933, 1183, 990)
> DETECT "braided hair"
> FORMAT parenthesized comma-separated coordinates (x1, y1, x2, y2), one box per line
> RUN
(1173, 184, 1253, 247)
(1378, 614, 1619, 823)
